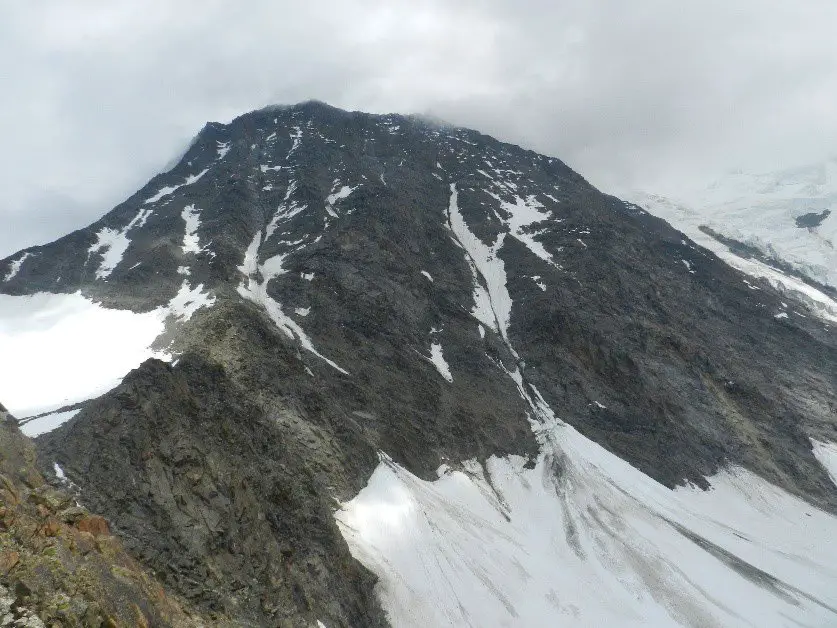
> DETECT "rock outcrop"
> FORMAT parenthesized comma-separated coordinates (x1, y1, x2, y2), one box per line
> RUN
(39, 354, 387, 627)
(0, 405, 208, 626)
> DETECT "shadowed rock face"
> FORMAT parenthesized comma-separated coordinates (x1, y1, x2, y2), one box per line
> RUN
(0, 406, 207, 626)
(4, 101, 834, 624)
(38, 354, 389, 627)
(796, 209, 831, 228)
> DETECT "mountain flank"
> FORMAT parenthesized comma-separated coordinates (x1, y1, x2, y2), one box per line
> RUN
(0, 101, 834, 626)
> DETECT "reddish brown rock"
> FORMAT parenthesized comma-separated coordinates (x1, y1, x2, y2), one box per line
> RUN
(42, 517, 61, 537)
(77, 515, 110, 537)
(0, 549, 20, 574)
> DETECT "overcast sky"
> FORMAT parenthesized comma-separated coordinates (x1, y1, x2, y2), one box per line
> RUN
(2, 1, 836, 258)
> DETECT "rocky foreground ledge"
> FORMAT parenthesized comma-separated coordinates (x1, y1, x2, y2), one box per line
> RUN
(0, 402, 207, 627)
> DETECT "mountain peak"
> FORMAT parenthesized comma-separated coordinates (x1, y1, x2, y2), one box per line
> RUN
(2, 105, 836, 625)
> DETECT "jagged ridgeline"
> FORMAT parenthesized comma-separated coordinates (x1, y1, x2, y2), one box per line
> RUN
(0, 101, 835, 627)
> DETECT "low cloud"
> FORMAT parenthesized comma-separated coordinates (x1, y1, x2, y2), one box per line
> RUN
(2, 0, 836, 257)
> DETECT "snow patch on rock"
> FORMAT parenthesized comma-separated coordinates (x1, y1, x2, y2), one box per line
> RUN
(486, 190, 559, 268)
(3, 252, 32, 282)
(288, 126, 303, 158)
(181, 205, 203, 254)
(237, 230, 348, 375)
(265, 182, 306, 241)
(88, 208, 152, 280)
(145, 168, 209, 204)
(446, 184, 513, 347)
(427, 342, 452, 382)
(812, 439, 837, 487)
(168, 281, 215, 322)
(325, 181, 359, 217)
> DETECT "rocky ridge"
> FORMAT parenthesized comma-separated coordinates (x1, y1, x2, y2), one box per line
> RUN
(0, 402, 208, 627)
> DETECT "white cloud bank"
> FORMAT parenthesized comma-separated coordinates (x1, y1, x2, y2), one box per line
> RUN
(2, 1, 836, 257)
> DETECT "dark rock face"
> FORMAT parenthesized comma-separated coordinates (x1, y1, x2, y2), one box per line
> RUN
(38, 354, 388, 627)
(511, 193, 837, 502)
(0, 409, 205, 626)
(795, 209, 831, 228)
(3, 101, 834, 624)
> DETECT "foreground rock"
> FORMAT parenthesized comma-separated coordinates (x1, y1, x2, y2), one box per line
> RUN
(38, 355, 388, 627)
(0, 403, 207, 626)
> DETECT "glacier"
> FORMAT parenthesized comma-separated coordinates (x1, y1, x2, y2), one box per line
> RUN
(628, 159, 837, 322)
(337, 424, 837, 628)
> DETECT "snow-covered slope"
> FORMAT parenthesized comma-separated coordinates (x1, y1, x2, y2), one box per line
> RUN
(627, 159, 837, 321)
(338, 428, 837, 628)
(337, 182, 837, 627)
(0, 287, 213, 419)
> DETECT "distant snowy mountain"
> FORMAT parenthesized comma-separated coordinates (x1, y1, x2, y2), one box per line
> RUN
(1, 102, 836, 626)
(628, 159, 837, 321)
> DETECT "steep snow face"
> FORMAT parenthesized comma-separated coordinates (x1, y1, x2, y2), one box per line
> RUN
(635, 193, 837, 323)
(630, 158, 837, 294)
(337, 423, 837, 628)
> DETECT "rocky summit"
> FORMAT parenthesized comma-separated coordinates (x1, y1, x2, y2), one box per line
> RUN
(1, 101, 836, 627)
